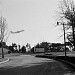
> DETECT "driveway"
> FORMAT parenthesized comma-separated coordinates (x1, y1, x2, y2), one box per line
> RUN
(0, 55, 74, 75)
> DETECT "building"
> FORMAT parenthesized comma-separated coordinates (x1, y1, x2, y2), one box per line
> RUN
(34, 48, 44, 53)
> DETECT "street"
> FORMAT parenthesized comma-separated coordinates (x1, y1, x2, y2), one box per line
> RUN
(0, 54, 74, 75)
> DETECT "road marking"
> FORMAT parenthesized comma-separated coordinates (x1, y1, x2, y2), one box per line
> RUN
(0, 58, 9, 64)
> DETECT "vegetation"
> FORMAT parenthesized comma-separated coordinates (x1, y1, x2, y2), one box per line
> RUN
(21, 45, 26, 53)
(0, 17, 8, 58)
(58, 0, 75, 50)
(31, 42, 70, 53)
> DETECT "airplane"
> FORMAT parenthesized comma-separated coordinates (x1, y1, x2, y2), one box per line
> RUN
(10, 30, 25, 34)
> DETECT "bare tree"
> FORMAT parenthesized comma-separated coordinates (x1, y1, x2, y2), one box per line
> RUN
(0, 16, 8, 58)
(58, 0, 75, 50)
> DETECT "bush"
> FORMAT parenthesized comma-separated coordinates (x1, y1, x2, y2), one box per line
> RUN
(8, 51, 11, 54)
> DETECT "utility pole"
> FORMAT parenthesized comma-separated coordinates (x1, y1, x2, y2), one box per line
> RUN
(57, 22, 66, 57)
(63, 23, 66, 57)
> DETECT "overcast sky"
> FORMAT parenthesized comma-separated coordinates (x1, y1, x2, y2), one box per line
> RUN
(0, 0, 65, 47)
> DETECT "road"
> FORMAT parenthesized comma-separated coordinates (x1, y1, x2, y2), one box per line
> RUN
(0, 54, 74, 75)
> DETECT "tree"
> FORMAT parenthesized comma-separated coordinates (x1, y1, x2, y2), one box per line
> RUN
(40, 42, 49, 52)
(35, 43, 40, 48)
(58, 0, 75, 50)
(12, 43, 17, 52)
(0, 17, 8, 58)
(9, 45, 14, 52)
(26, 43, 31, 52)
(21, 45, 26, 53)
(31, 47, 35, 53)
(18, 45, 21, 52)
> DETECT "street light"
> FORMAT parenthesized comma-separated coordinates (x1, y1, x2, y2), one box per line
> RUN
(57, 22, 66, 57)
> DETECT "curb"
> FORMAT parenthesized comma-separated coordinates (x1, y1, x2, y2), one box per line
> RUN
(0, 58, 9, 64)
(35, 55, 75, 71)
(56, 59, 75, 71)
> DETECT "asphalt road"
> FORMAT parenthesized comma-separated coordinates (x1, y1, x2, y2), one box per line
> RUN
(0, 54, 74, 75)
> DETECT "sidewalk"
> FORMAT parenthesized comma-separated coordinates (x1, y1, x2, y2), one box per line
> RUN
(0, 58, 9, 64)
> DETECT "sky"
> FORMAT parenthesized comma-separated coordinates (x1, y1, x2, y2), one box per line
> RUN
(0, 0, 65, 47)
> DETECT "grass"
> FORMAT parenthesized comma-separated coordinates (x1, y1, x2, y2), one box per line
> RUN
(0, 58, 8, 62)
(0, 48, 9, 55)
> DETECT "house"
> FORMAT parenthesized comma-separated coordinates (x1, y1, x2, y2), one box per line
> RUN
(34, 48, 44, 53)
